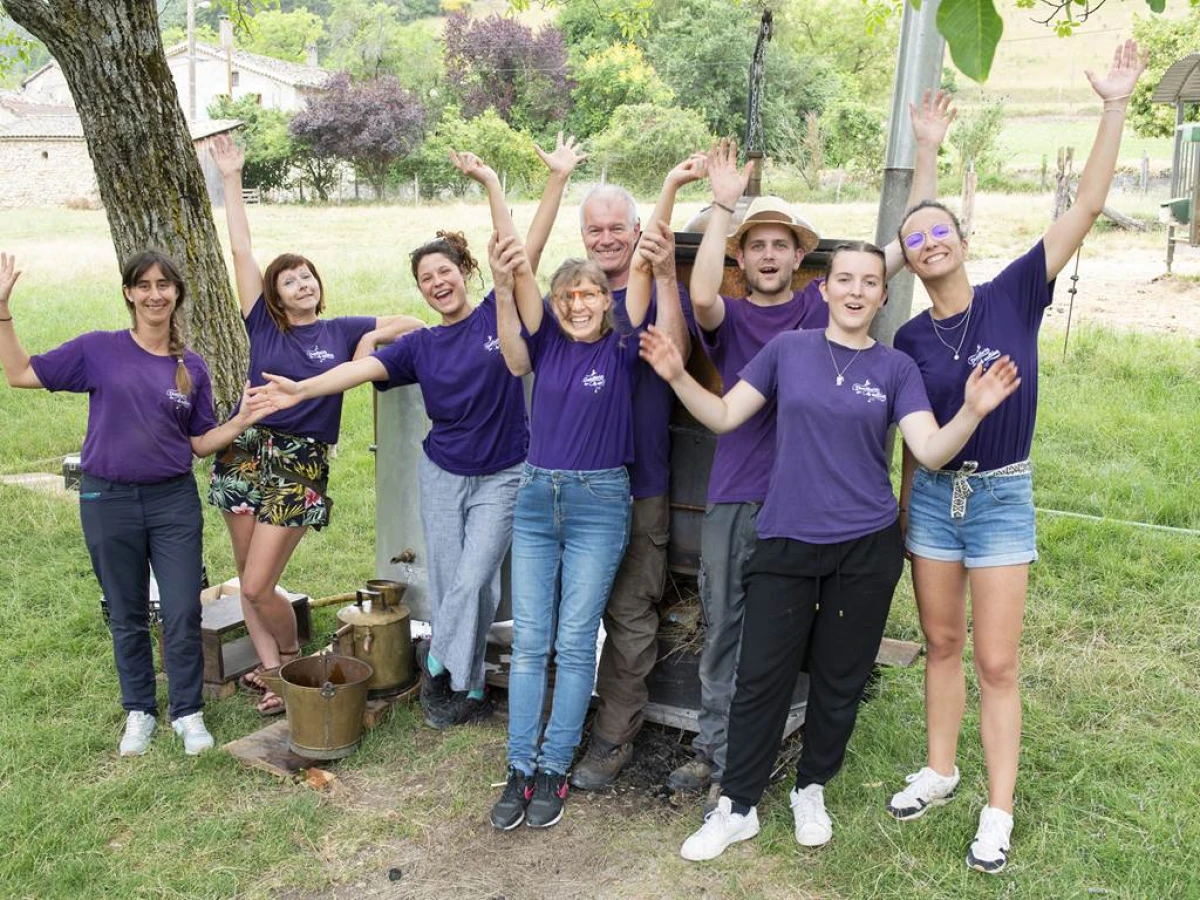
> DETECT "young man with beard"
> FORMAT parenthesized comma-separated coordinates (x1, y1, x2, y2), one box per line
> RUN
(672, 93, 955, 809)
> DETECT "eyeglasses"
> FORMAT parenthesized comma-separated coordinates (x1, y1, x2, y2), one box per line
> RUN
(902, 222, 956, 250)
(562, 289, 606, 305)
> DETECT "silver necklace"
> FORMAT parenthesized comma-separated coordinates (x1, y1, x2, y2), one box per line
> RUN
(826, 335, 866, 386)
(930, 300, 972, 360)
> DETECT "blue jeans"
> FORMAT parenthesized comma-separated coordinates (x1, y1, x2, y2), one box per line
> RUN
(507, 465, 632, 776)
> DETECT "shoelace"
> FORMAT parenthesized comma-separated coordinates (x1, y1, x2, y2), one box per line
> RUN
(974, 815, 1010, 853)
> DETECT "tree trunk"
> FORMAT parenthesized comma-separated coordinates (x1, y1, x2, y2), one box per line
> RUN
(6, 0, 248, 415)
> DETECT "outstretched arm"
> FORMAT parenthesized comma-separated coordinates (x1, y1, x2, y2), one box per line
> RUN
(191, 381, 271, 457)
(249, 356, 389, 414)
(897, 357, 1021, 469)
(692, 139, 748, 332)
(639, 325, 764, 432)
(491, 232, 534, 375)
(353, 315, 426, 360)
(629, 220, 686, 356)
(524, 133, 587, 275)
(0, 254, 41, 389)
(883, 89, 957, 279)
(1042, 39, 1146, 280)
(210, 134, 265, 316)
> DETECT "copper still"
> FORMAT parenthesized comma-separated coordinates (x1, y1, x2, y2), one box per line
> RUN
(335, 579, 414, 696)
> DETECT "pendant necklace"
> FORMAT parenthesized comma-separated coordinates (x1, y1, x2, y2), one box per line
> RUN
(930, 296, 972, 360)
(826, 335, 865, 386)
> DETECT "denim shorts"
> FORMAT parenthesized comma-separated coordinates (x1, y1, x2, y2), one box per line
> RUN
(906, 463, 1038, 568)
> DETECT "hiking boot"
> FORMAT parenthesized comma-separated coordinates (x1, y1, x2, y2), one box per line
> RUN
(426, 691, 495, 730)
(490, 768, 533, 831)
(570, 738, 633, 791)
(679, 795, 760, 861)
(119, 711, 157, 757)
(790, 783, 833, 847)
(967, 806, 1013, 874)
(417, 641, 453, 727)
(887, 765, 960, 821)
(525, 770, 569, 828)
(171, 711, 215, 756)
(667, 754, 713, 792)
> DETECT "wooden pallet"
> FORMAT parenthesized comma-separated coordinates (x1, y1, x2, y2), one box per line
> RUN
(224, 679, 419, 785)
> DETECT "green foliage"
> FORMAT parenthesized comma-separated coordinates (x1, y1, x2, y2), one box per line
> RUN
(820, 101, 886, 174)
(394, 107, 542, 197)
(556, 0, 629, 55)
(777, 0, 900, 105)
(589, 102, 713, 194)
(566, 43, 673, 140)
(240, 7, 325, 62)
(1129, 9, 1200, 138)
(319, 0, 427, 79)
(949, 96, 1007, 177)
(937, 0, 1004, 83)
(208, 96, 297, 192)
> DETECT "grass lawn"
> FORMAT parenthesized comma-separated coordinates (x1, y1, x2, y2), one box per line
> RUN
(0, 204, 1197, 899)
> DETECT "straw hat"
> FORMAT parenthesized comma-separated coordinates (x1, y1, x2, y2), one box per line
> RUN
(724, 195, 820, 258)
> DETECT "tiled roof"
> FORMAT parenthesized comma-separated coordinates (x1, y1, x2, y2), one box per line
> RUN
(0, 115, 244, 141)
(164, 42, 331, 88)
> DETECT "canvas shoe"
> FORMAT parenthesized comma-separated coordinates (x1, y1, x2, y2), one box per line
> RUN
(490, 768, 533, 831)
(790, 783, 833, 847)
(118, 711, 157, 757)
(171, 712, 215, 756)
(887, 765, 961, 821)
(525, 770, 569, 828)
(570, 738, 633, 791)
(680, 795, 760, 861)
(967, 806, 1013, 874)
(667, 754, 714, 792)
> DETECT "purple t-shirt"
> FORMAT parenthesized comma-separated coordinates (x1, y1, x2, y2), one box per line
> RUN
(894, 241, 1053, 471)
(372, 291, 527, 476)
(525, 316, 641, 472)
(699, 281, 829, 503)
(244, 296, 375, 445)
(30, 330, 218, 484)
(741, 329, 931, 543)
(611, 281, 695, 499)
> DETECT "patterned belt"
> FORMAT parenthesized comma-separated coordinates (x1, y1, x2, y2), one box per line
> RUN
(928, 459, 1033, 519)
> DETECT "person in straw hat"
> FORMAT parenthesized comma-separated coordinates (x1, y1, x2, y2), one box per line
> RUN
(669, 91, 956, 812)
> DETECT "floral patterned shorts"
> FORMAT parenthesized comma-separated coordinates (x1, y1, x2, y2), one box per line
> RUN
(208, 426, 332, 530)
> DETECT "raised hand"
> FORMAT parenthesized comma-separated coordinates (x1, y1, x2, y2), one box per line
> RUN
(0, 252, 21, 310)
(909, 89, 957, 149)
(964, 356, 1020, 418)
(638, 324, 685, 383)
(534, 132, 587, 178)
(1086, 38, 1146, 106)
(210, 133, 245, 178)
(665, 151, 708, 189)
(450, 149, 498, 185)
(635, 219, 676, 278)
(706, 138, 748, 209)
(488, 232, 528, 291)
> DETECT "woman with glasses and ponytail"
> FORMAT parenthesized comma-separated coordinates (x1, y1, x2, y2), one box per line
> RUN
(0, 250, 264, 757)
(886, 41, 1145, 874)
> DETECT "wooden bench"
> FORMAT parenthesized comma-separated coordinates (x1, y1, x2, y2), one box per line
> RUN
(200, 587, 312, 698)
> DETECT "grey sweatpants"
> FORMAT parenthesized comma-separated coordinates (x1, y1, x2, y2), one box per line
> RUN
(419, 455, 521, 693)
(693, 501, 760, 781)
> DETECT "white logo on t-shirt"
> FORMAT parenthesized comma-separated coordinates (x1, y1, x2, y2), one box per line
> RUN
(852, 379, 886, 403)
(968, 345, 1002, 368)
(166, 388, 191, 409)
(306, 345, 335, 364)
(582, 368, 606, 393)
(484, 335, 501, 352)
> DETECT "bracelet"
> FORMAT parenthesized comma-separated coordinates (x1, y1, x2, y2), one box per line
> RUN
(1103, 106, 1128, 114)
(712, 200, 735, 215)
(0, 315, 12, 322)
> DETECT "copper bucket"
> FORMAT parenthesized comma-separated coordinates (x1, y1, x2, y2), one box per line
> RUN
(279, 654, 373, 760)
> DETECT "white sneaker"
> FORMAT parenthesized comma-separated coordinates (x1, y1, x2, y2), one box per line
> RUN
(967, 806, 1013, 873)
(887, 765, 961, 821)
(789, 783, 833, 847)
(171, 712, 215, 756)
(119, 711, 157, 757)
(680, 795, 760, 861)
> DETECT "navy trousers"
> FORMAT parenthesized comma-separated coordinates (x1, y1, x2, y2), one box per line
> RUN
(80, 473, 205, 719)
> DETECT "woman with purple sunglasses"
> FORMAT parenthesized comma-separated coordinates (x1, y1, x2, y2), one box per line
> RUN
(886, 40, 1145, 874)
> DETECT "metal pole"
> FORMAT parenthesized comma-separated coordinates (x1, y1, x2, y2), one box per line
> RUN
(187, 0, 197, 122)
(870, 0, 946, 348)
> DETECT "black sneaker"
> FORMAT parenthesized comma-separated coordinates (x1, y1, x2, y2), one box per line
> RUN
(417, 641, 453, 726)
(525, 770, 569, 828)
(490, 768, 533, 830)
